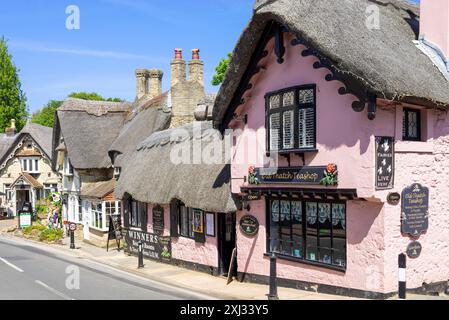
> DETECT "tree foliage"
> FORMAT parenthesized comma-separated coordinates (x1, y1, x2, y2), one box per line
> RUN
(68, 92, 123, 102)
(31, 92, 124, 128)
(0, 37, 29, 132)
(31, 100, 63, 128)
(211, 53, 232, 86)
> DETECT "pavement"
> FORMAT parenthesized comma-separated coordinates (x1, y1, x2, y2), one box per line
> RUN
(1, 219, 448, 300)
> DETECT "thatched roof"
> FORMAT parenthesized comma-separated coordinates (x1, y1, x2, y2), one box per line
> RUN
(56, 98, 131, 169)
(108, 92, 172, 167)
(115, 121, 237, 213)
(80, 179, 115, 199)
(213, 0, 449, 125)
(0, 122, 53, 168)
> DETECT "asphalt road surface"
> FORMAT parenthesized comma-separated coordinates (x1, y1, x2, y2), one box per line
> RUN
(0, 237, 214, 300)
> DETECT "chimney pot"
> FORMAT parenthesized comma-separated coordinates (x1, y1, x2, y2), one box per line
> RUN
(148, 69, 163, 99)
(192, 49, 200, 60)
(135, 68, 149, 100)
(174, 48, 183, 60)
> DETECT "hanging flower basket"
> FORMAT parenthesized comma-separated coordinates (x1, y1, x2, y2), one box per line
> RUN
(248, 166, 260, 185)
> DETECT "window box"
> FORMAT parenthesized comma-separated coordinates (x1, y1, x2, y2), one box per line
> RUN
(266, 85, 317, 154)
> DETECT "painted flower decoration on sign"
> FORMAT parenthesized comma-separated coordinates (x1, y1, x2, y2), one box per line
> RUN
(248, 166, 260, 185)
(320, 163, 338, 186)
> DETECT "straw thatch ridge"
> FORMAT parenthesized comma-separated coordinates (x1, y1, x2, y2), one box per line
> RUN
(115, 121, 237, 213)
(214, 0, 449, 126)
(55, 98, 131, 169)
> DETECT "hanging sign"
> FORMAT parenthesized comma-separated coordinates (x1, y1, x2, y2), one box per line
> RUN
(152, 206, 165, 236)
(239, 215, 259, 236)
(249, 165, 338, 186)
(401, 184, 429, 237)
(124, 230, 171, 262)
(375, 137, 395, 190)
(406, 241, 422, 259)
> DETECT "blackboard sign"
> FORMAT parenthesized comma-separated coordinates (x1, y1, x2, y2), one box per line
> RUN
(406, 241, 422, 259)
(375, 137, 394, 190)
(401, 184, 429, 237)
(152, 206, 165, 236)
(107, 214, 122, 252)
(251, 166, 337, 186)
(240, 215, 259, 236)
(124, 229, 171, 262)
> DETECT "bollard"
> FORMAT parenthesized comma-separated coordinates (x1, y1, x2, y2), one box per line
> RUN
(398, 253, 406, 300)
(267, 252, 279, 300)
(70, 229, 75, 249)
(138, 241, 144, 269)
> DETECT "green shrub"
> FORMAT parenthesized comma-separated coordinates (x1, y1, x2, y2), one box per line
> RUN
(23, 222, 46, 235)
(39, 228, 63, 242)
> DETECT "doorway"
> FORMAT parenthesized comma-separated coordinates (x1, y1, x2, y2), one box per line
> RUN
(16, 189, 30, 213)
(218, 212, 237, 277)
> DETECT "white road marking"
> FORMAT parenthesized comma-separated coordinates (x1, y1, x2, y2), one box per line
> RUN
(34, 280, 75, 300)
(0, 257, 24, 273)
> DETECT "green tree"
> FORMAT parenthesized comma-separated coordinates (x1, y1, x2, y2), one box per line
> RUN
(211, 53, 232, 86)
(68, 92, 123, 102)
(0, 37, 29, 132)
(31, 100, 63, 128)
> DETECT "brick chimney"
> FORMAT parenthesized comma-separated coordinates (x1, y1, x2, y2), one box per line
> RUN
(420, 0, 449, 59)
(148, 69, 163, 99)
(188, 49, 204, 86)
(5, 119, 16, 136)
(171, 49, 186, 87)
(170, 48, 206, 128)
(135, 69, 149, 100)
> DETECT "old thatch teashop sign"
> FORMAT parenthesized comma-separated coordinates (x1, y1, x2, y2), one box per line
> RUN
(375, 137, 394, 190)
(401, 184, 429, 237)
(125, 230, 171, 262)
(248, 165, 338, 186)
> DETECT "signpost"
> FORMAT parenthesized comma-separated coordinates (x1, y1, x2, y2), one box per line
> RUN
(375, 137, 395, 190)
(239, 215, 259, 237)
(401, 184, 429, 237)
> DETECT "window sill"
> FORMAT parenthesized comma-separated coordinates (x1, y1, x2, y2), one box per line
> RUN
(267, 149, 318, 157)
(263, 253, 346, 273)
(395, 141, 433, 154)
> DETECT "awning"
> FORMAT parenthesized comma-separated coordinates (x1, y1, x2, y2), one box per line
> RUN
(11, 173, 43, 189)
(241, 187, 358, 201)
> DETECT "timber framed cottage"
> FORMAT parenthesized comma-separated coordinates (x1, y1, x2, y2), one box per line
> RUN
(211, 0, 449, 298)
(0, 120, 59, 217)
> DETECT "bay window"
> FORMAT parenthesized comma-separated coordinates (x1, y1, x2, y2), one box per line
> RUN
(268, 198, 346, 269)
(91, 203, 103, 229)
(266, 85, 316, 153)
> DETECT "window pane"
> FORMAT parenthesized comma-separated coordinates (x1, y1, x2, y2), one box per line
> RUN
(269, 113, 281, 151)
(269, 94, 280, 109)
(35, 160, 39, 172)
(269, 200, 280, 253)
(332, 204, 346, 267)
(23, 160, 27, 171)
(306, 202, 318, 261)
(318, 203, 332, 264)
(283, 91, 295, 107)
(280, 200, 292, 256)
(291, 201, 303, 258)
(407, 110, 418, 138)
(299, 108, 315, 148)
(180, 207, 188, 236)
(299, 89, 314, 104)
(283, 111, 294, 149)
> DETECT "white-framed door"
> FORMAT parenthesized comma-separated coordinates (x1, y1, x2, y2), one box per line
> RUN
(82, 200, 90, 240)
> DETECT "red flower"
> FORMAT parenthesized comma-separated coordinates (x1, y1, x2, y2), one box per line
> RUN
(327, 164, 336, 174)
(249, 166, 255, 174)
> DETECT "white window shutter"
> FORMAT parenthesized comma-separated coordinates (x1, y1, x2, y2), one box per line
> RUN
(283, 110, 294, 149)
(270, 113, 281, 151)
(299, 108, 315, 148)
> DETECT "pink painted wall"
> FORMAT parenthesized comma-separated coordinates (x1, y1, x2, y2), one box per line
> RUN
(420, 0, 449, 58)
(231, 32, 449, 294)
(147, 204, 219, 268)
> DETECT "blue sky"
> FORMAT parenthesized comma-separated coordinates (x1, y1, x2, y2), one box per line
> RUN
(0, 0, 254, 112)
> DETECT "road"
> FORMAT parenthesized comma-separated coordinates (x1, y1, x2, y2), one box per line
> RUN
(0, 237, 214, 300)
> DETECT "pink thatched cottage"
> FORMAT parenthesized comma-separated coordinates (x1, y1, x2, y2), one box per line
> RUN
(212, 0, 449, 298)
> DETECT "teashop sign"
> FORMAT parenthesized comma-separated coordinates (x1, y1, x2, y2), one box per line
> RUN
(401, 184, 429, 237)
